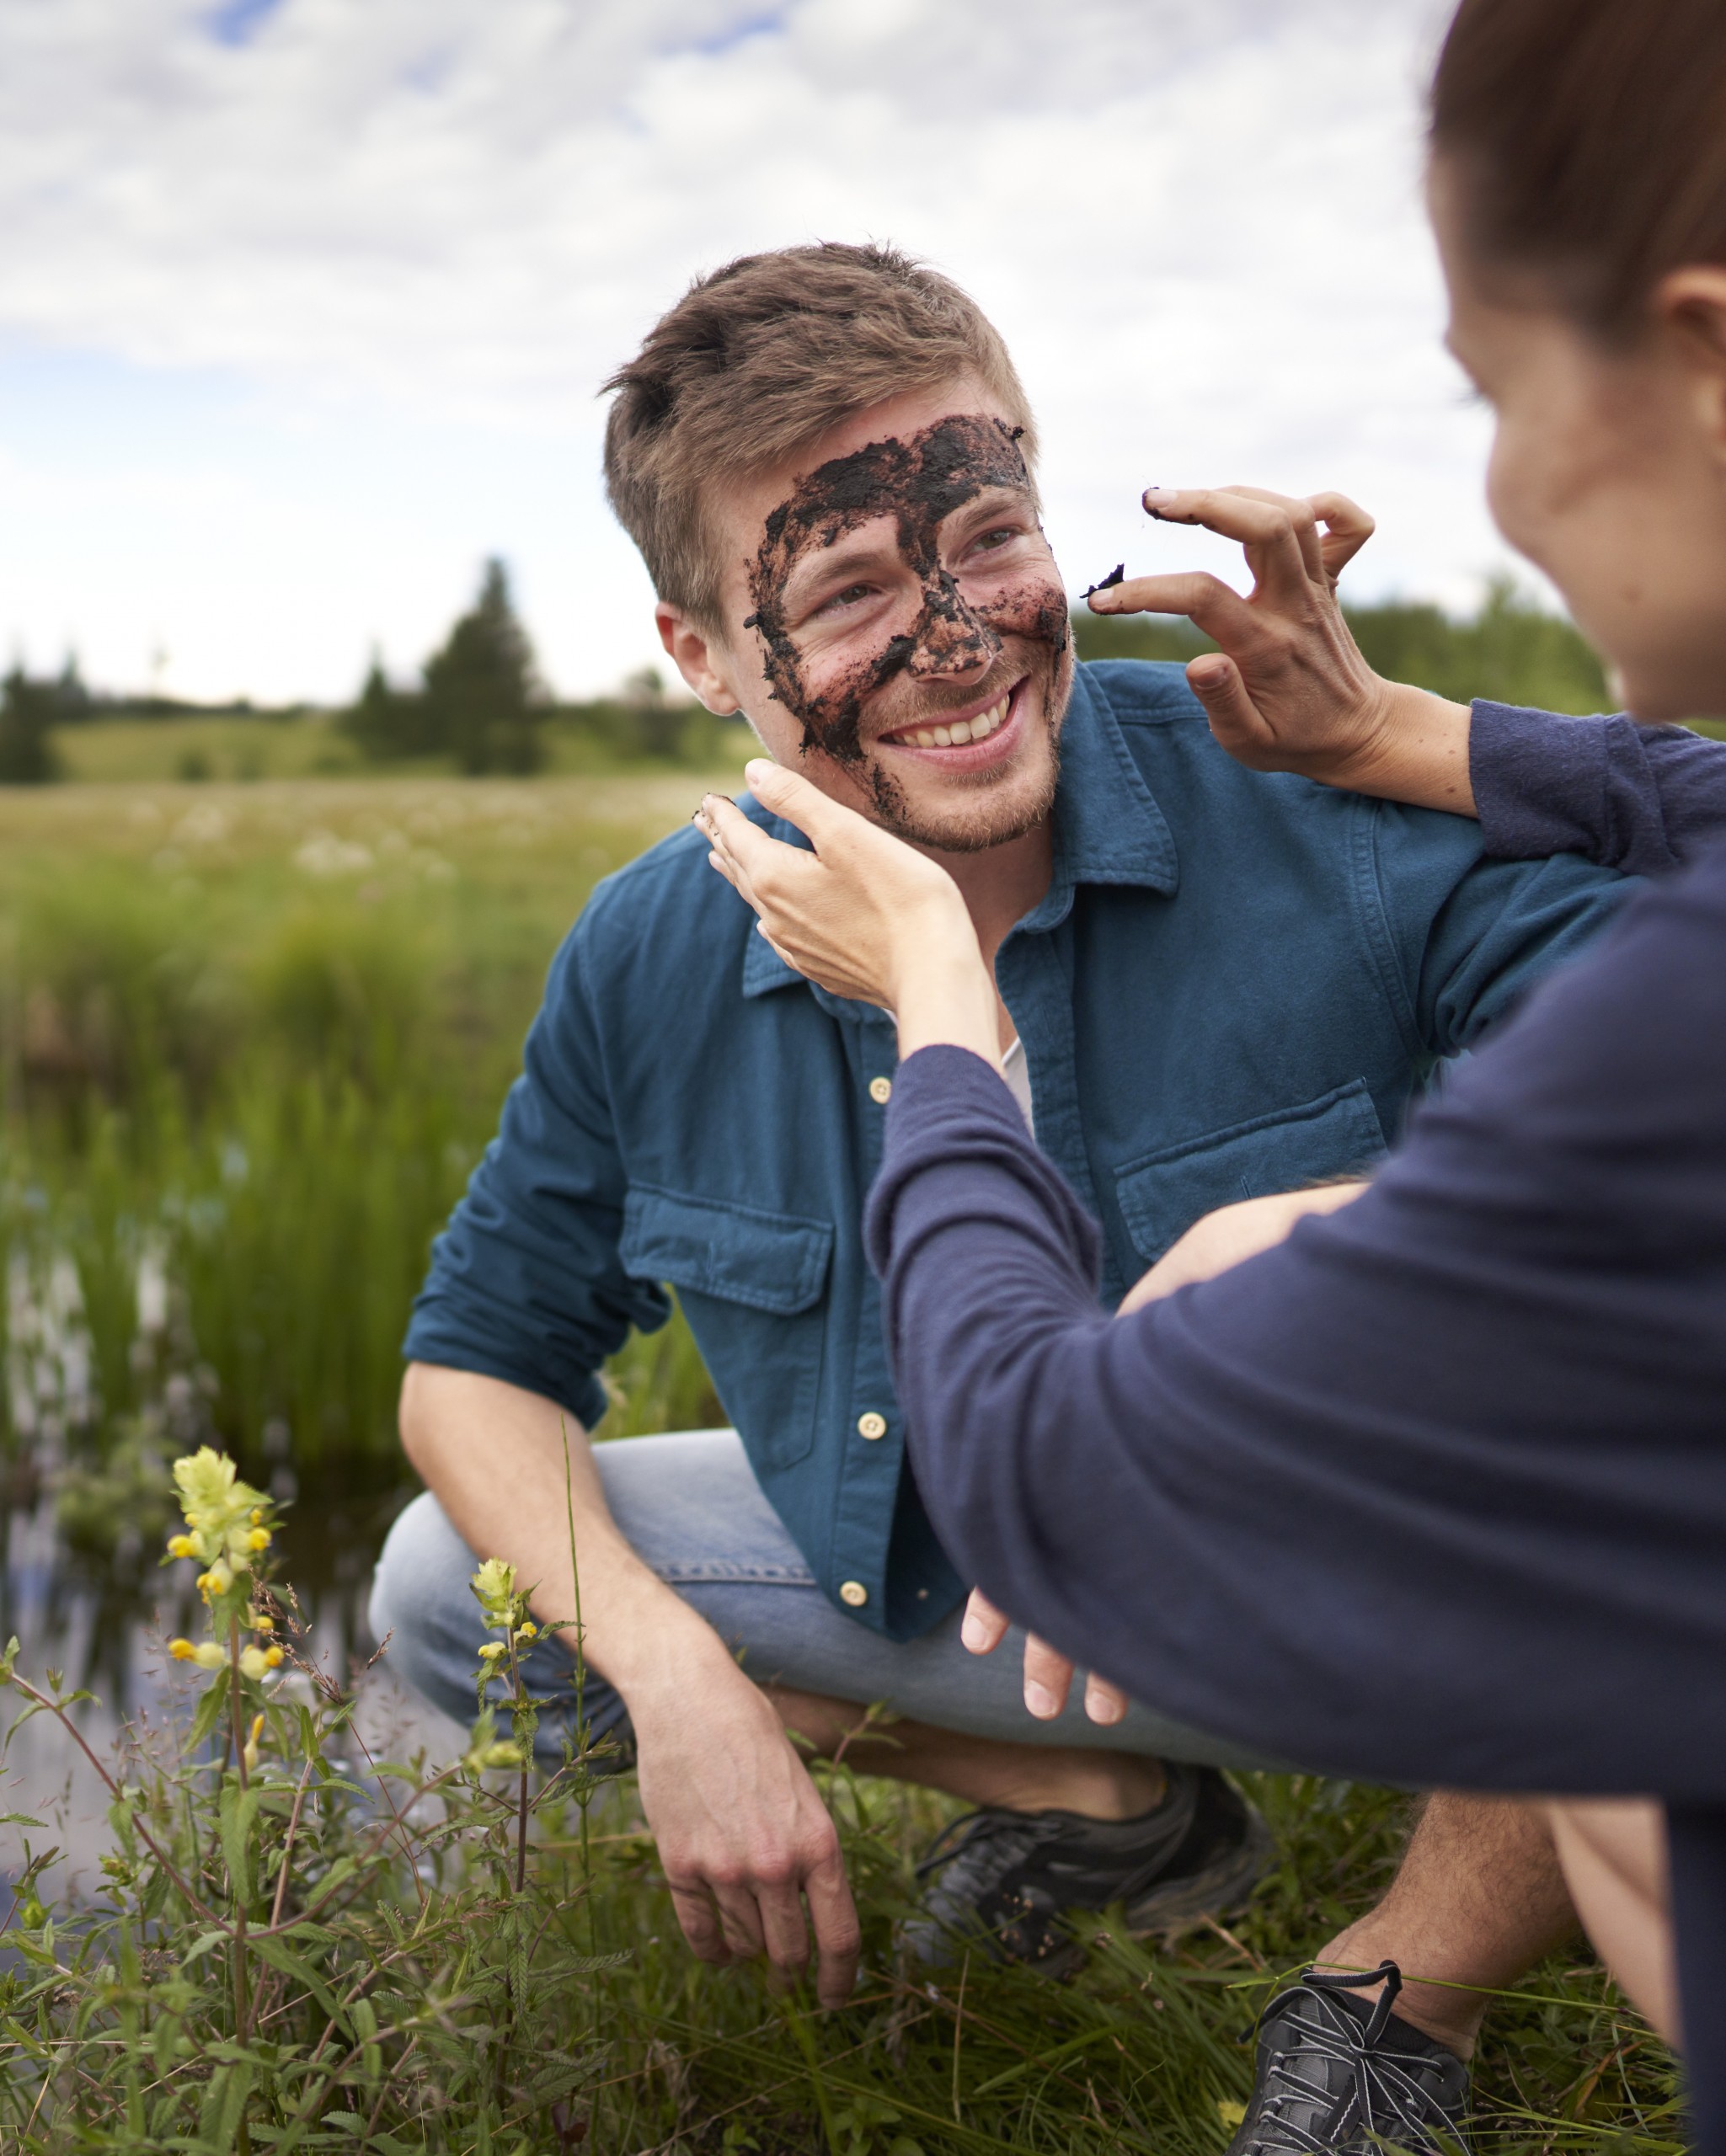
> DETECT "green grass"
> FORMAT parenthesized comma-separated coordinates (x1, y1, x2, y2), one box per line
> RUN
(0, 773, 735, 1625)
(50, 706, 754, 786)
(0, 754, 1683, 2149)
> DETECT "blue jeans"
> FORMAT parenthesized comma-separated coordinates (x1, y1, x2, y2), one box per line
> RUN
(369, 1428, 1275, 1772)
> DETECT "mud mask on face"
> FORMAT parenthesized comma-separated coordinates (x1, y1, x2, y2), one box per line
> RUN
(741, 414, 1069, 766)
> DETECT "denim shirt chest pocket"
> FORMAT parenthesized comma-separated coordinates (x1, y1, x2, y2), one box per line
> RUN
(1112, 1077, 1388, 1269)
(618, 1183, 834, 1471)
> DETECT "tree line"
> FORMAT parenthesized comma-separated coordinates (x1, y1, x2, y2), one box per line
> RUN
(0, 563, 1622, 786)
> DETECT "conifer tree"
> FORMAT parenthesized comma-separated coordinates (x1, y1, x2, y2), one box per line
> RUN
(0, 665, 62, 784)
(421, 558, 548, 775)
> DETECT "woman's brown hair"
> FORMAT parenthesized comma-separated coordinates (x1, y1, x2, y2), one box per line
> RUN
(1431, 0, 1726, 338)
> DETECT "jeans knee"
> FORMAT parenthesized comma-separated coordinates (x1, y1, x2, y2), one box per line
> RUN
(367, 1492, 477, 1708)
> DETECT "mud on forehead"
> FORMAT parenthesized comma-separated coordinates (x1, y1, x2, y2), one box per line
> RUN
(756, 414, 1032, 568)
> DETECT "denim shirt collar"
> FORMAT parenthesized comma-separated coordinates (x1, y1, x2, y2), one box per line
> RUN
(740, 666, 1178, 1006)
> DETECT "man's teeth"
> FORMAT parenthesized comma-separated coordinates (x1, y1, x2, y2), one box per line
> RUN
(895, 692, 1011, 750)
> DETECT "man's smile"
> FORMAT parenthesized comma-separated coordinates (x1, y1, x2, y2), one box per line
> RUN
(874, 677, 1027, 764)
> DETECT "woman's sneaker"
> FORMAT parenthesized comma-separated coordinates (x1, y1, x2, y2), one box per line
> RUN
(1226, 1961, 1472, 2156)
(902, 1764, 1272, 1976)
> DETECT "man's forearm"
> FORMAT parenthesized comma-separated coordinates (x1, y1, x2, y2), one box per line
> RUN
(398, 1363, 736, 1700)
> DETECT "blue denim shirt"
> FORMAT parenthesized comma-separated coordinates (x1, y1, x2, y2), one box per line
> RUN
(404, 660, 1627, 1640)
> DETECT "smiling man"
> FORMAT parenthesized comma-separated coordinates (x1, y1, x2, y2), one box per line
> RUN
(371, 243, 1632, 2138)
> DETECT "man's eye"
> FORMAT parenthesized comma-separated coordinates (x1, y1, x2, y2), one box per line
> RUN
(818, 583, 874, 616)
(972, 526, 1021, 553)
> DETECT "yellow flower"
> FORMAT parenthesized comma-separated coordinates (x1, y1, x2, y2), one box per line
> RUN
(479, 1741, 524, 1769)
(190, 1641, 226, 1671)
(477, 1641, 506, 1662)
(242, 1713, 265, 1774)
(252, 1614, 274, 1632)
(250, 1508, 264, 1525)
(238, 1645, 275, 1681)
(470, 1556, 517, 1612)
(166, 1534, 196, 1560)
(515, 1622, 537, 1642)
(174, 1447, 238, 1518)
(246, 1528, 271, 1551)
(264, 1645, 283, 1668)
(168, 1637, 197, 1661)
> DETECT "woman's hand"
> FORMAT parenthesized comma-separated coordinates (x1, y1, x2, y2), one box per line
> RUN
(960, 1588, 1131, 1726)
(697, 759, 1002, 1068)
(1089, 485, 1474, 812)
(1118, 1182, 1369, 1315)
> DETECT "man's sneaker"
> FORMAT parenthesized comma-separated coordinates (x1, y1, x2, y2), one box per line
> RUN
(1226, 1961, 1472, 2156)
(902, 1763, 1272, 1975)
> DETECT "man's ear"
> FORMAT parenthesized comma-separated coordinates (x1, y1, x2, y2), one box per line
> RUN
(1658, 266, 1726, 466)
(657, 604, 743, 716)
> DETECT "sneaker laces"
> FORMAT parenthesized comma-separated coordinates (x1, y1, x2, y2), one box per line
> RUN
(1246, 1962, 1466, 2156)
(914, 1808, 1063, 1903)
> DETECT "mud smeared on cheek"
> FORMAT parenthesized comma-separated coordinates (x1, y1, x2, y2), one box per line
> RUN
(742, 415, 1068, 770)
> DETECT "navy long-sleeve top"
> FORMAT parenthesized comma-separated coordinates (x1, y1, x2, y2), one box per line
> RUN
(866, 702, 1726, 2143)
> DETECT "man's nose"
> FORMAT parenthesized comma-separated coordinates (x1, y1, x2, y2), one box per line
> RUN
(904, 574, 1000, 680)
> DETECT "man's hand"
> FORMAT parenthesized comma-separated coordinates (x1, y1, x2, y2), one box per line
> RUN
(1088, 485, 1475, 812)
(1118, 1182, 1369, 1315)
(959, 1588, 1130, 1726)
(629, 1641, 862, 2009)
(401, 1366, 860, 2007)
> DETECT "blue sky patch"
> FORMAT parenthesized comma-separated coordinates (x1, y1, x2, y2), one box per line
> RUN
(682, 8, 787, 58)
(206, 0, 286, 49)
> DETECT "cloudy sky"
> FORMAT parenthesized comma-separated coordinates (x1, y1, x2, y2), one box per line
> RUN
(0, 0, 1506, 706)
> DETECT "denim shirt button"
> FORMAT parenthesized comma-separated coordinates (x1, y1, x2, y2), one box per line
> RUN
(868, 1075, 892, 1105)
(839, 1580, 868, 1607)
(857, 1411, 888, 1440)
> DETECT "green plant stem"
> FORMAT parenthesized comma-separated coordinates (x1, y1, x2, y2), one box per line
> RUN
(782, 1993, 841, 2156)
(511, 1638, 530, 1897)
(269, 1756, 317, 1929)
(227, 1619, 254, 2156)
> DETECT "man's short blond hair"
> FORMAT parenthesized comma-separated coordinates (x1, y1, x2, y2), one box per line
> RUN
(601, 243, 1039, 635)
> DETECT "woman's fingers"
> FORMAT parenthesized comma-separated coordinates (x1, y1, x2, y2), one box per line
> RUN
(1304, 489, 1376, 584)
(744, 755, 869, 855)
(1208, 484, 1328, 584)
(1182, 652, 1284, 767)
(959, 1588, 1012, 1657)
(1084, 1673, 1130, 1726)
(1021, 1633, 1077, 1719)
(1140, 485, 1322, 605)
(1089, 569, 1260, 647)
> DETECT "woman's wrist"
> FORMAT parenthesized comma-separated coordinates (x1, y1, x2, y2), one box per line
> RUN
(892, 938, 1002, 1071)
(1330, 681, 1477, 814)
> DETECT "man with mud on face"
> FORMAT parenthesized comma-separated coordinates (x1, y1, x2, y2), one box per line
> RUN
(373, 241, 1633, 2131)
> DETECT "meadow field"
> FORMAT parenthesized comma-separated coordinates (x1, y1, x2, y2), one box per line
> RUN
(0, 727, 1681, 2147)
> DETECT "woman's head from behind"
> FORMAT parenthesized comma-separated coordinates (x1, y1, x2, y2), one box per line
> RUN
(1430, 0, 1726, 720)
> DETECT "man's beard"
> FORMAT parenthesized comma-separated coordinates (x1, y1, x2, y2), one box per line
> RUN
(858, 732, 1062, 854)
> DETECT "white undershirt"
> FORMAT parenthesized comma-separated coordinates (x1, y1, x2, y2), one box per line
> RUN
(1001, 1035, 1034, 1134)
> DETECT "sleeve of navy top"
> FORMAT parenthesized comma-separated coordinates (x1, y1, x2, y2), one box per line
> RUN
(866, 848, 1726, 1804)
(1471, 700, 1726, 873)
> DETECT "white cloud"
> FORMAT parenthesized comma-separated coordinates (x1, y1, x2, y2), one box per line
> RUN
(0, 0, 1526, 704)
